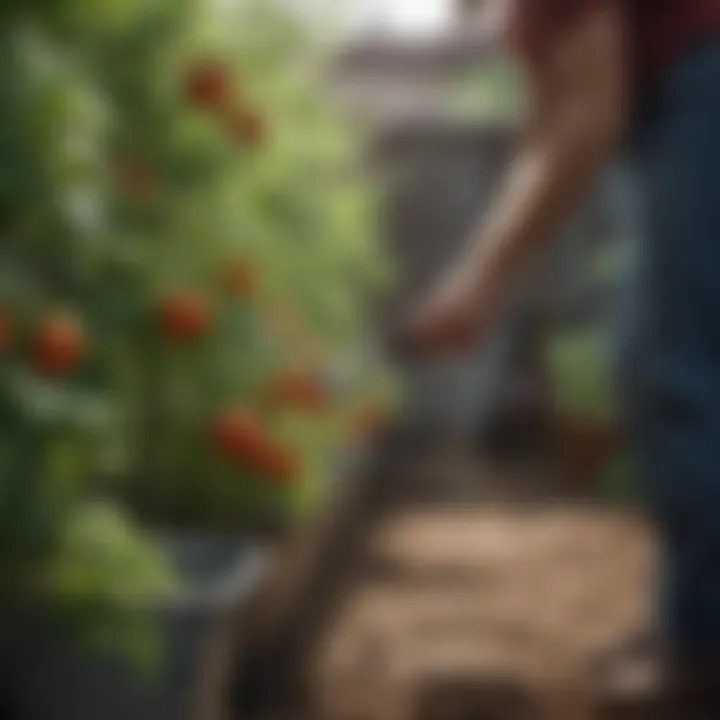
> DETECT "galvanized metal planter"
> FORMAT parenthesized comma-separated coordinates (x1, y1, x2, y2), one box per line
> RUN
(0, 534, 271, 720)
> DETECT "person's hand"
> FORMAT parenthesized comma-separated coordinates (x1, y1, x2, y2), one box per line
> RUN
(394, 265, 502, 358)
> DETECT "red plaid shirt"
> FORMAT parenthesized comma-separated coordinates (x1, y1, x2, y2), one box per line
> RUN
(509, 0, 720, 91)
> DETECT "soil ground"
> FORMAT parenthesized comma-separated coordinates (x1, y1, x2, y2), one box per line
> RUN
(308, 502, 654, 720)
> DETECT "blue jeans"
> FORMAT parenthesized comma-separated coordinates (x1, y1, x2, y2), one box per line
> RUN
(621, 39, 720, 661)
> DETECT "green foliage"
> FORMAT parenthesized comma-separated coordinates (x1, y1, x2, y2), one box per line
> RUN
(54, 503, 176, 606)
(548, 328, 616, 422)
(598, 452, 639, 503)
(90, 0, 391, 524)
(50, 502, 176, 676)
(0, 0, 392, 666)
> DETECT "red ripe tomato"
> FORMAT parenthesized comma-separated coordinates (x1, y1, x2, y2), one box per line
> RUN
(211, 410, 302, 483)
(271, 371, 327, 414)
(160, 291, 211, 342)
(227, 107, 266, 145)
(212, 409, 267, 460)
(257, 444, 302, 485)
(222, 260, 256, 297)
(33, 312, 85, 377)
(185, 59, 234, 111)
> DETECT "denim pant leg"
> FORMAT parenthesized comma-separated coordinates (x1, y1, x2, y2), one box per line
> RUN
(627, 41, 720, 661)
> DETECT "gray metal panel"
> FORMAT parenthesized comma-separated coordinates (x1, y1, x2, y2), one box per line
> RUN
(0, 537, 270, 720)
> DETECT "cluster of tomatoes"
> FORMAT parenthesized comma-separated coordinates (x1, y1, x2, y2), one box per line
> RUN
(210, 369, 330, 486)
(211, 409, 301, 486)
(157, 260, 328, 485)
(185, 58, 266, 145)
(115, 58, 265, 203)
(159, 257, 257, 344)
(0, 257, 255, 381)
(110, 56, 390, 487)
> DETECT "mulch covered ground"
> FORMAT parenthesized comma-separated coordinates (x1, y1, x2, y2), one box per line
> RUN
(310, 504, 653, 720)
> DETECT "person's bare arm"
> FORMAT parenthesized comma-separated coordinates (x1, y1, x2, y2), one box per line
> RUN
(466, 3, 626, 282)
(404, 2, 626, 354)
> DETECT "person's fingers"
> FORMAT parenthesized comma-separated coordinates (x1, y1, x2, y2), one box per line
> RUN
(389, 273, 498, 360)
(385, 319, 424, 360)
(392, 309, 477, 360)
(387, 306, 443, 359)
(385, 300, 433, 357)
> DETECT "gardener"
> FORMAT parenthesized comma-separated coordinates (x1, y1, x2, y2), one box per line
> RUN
(402, 0, 720, 714)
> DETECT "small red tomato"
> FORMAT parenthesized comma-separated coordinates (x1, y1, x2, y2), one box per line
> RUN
(185, 59, 234, 111)
(211, 410, 301, 483)
(271, 371, 327, 414)
(160, 291, 211, 342)
(212, 409, 269, 462)
(34, 312, 85, 377)
(227, 107, 266, 145)
(255, 442, 302, 485)
(222, 260, 256, 297)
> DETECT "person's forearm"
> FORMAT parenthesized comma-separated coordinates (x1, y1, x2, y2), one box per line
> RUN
(462, 126, 615, 291)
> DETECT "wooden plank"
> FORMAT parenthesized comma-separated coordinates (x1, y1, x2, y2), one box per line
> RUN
(231, 440, 397, 717)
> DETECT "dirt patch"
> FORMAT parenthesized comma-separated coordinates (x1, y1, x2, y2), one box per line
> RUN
(311, 505, 654, 719)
